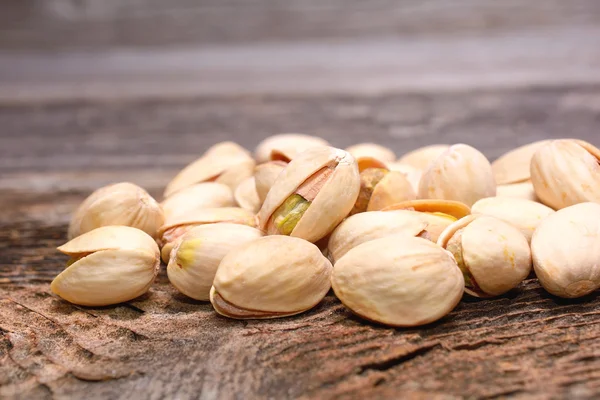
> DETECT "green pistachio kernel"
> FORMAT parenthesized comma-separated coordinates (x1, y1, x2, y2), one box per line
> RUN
(272, 194, 311, 235)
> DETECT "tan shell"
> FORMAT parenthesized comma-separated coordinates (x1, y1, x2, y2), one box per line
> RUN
(327, 210, 428, 264)
(257, 146, 360, 243)
(472, 197, 554, 243)
(397, 144, 450, 170)
(158, 207, 257, 263)
(164, 142, 253, 197)
(160, 182, 235, 220)
(438, 215, 532, 297)
(332, 236, 464, 327)
(351, 169, 416, 215)
(210, 235, 332, 319)
(418, 144, 496, 207)
(356, 157, 389, 172)
(167, 223, 263, 301)
(496, 181, 538, 202)
(254, 161, 287, 203)
(492, 140, 551, 185)
(68, 182, 164, 240)
(530, 139, 600, 210)
(215, 159, 256, 191)
(387, 162, 423, 192)
(254, 133, 330, 163)
(531, 202, 600, 298)
(51, 226, 160, 306)
(345, 143, 396, 163)
(234, 176, 261, 213)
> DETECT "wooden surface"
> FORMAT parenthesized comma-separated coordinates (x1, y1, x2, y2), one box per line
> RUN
(3, 1, 600, 399)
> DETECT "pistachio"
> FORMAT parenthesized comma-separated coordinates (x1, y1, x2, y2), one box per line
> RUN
(350, 168, 416, 215)
(355, 157, 388, 172)
(158, 207, 257, 263)
(210, 236, 332, 319)
(51, 226, 160, 306)
(418, 144, 496, 206)
(254, 133, 330, 163)
(332, 236, 464, 327)
(438, 215, 532, 297)
(167, 223, 263, 301)
(254, 161, 288, 203)
(258, 146, 360, 243)
(68, 182, 164, 240)
(164, 141, 253, 197)
(492, 140, 550, 185)
(234, 176, 261, 213)
(531, 202, 600, 298)
(387, 162, 423, 193)
(327, 210, 429, 264)
(161, 182, 235, 220)
(397, 144, 450, 170)
(472, 197, 554, 243)
(496, 181, 538, 202)
(530, 139, 600, 210)
(345, 143, 396, 163)
(215, 159, 256, 191)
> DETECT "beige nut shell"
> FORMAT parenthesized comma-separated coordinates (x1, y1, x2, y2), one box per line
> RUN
(496, 181, 538, 202)
(161, 182, 235, 220)
(345, 143, 396, 163)
(397, 144, 450, 170)
(366, 171, 416, 211)
(255, 161, 287, 203)
(234, 176, 261, 213)
(492, 140, 551, 185)
(332, 236, 464, 327)
(254, 133, 330, 163)
(531, 202, 600, 298)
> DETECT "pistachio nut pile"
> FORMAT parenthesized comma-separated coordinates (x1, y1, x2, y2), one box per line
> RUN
(51, 136, 600, 327)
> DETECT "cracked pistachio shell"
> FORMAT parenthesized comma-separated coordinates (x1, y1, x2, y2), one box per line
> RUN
(160, 182, 235, 220)
(164, 142, 253, 197)
(167, 223, 263, 301)
(210, 235, 332, 319)
(345, 143, 396, 163)
(530, 139, 600, 210)
(68, 182, 164, 240)
(418, 144, 496, 207)
(234, 176, 261, 213)
(397, 144, 450, 170)
(158, 207, 257, 263)
(51, 226, 160, 306)
(356, 156, 388, 172)
(332, 236, 464, 327)
(327, 210, 428, 264)
(351, 168, 416, 215)
(438, 215, 531, 298)
(531, 202, 600, 298)
(472, 197, 554, 243)
(255, 161, 287, 203)
(254, 133, 330, 163)
(387, 162, 423, 193)
(492, 140, 551, 185)
(257, 146, 360, 243)
(496, 181, 538, 202)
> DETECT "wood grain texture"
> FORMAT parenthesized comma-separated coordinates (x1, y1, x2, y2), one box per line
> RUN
(2, 88, 600, 398)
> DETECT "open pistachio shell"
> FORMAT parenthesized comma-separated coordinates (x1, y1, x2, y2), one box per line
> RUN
(397, 144, 450, 170)
(167, 223, 263, 301)
(496, 181, 538, 202)
(51, 226, 160, 306)
(254, 133, 330, 163)
(327, 210, 429, 264)
(161, 182, 235, 220)
(254, 161, 287, 203)
(234, 176, 261, 213)
(438, 215, 532, 297)
(356, 157, 389, 172)
(418, 144, 496, 207)
(164, 142, 253, 197)
(68, 182, 164, 240)
(210, 236, 332, 319)
(531, 202, 600, 298)
(257, 146, 360, 243)
(346, 143, 396, 163)
(351, 169, 416, 215)
(530, 139, 600, 210)
(387, 162, 423, 192)
(492, 140, 551, 185)
(332, 236, 464, 327)
(472, 197, 554, 243)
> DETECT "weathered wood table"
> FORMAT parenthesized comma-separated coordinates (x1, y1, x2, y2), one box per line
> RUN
(2, 1, 600, 399)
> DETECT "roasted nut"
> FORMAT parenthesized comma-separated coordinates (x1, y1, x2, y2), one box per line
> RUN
(210, 236, 332, 319)
(158, 207, 257, 263)
(472, 197, 554, 243)
(68, 182, 164, 240)
(496, 181, 538, 202)
(254, 161, 288, 203)
(164, 141, 254, 197)
(418, 144, 496, 206)
(531, 202, 600, 298)
(51, 226, 160, 306)
(254, 133, 329, 163)
(234, 176, 261, 213)
(345, 143, 396, 163)
(492, 140, 550, 185)
(438, 215, 532, 297)
(327, 210, 429, 264)
(161, 182, 235, 220)
(530, 139, 600, 209)
(167, 223, 263, 301)
(397, 144, 450, 170)
(332, 236, 464, 327)
(350, 168, 416, 215)
(257, 146, 360, 243)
